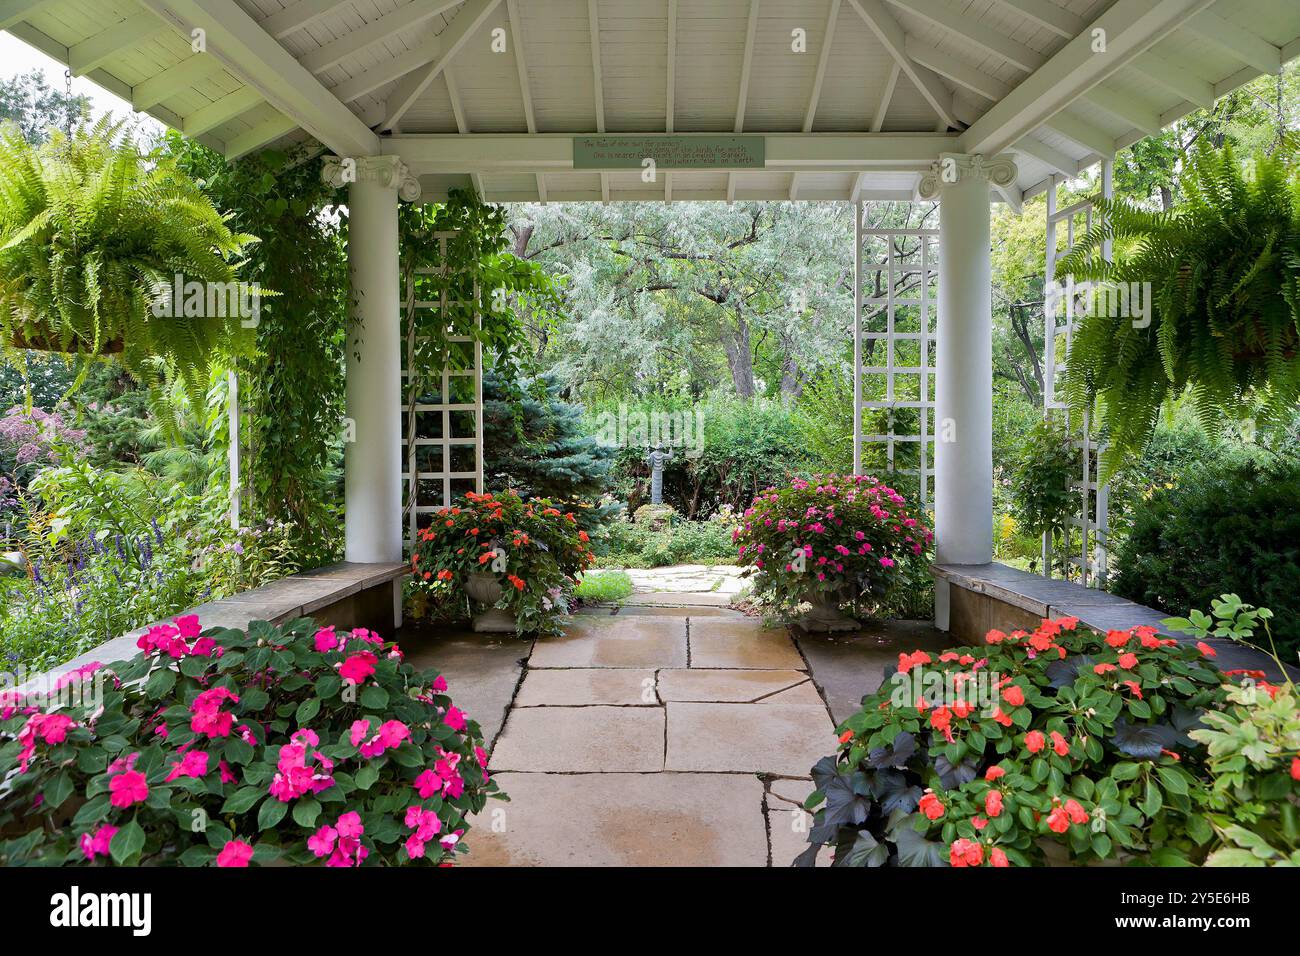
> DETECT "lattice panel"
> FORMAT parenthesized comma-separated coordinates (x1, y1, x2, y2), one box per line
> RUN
(1043, 168, 1112, 586)
(853, 202, 938, 507)
(401, 231, 484, 550)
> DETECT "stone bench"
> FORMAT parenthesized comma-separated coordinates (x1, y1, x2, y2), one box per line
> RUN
(17, 562, 409, 691)
(933, 562, 1297, 682)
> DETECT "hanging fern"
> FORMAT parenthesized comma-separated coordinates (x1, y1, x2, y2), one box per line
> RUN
(1056, 140, 1300, 478)
(0, 117, 258, 403)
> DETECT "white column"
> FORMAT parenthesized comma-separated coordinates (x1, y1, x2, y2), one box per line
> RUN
(918, 153, 1017, 568)
(324, 156, 421, 564)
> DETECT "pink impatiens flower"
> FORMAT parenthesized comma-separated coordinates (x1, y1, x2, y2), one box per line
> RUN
(79, 824, 118, 862)
(307, 825, 338, 858)
(164, 749, 210, 782)
(190, 686, 240, 739)
(109, 769, 148, 808)
(443, 706, 467, 732)
(313, 625, 340, 653)
(216, 840, 254, 868)
(339, 652, 378, 685)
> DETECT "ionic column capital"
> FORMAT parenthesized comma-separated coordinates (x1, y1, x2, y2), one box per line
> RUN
(917, 152, 1018, 200)
(323, 155, 421, 202)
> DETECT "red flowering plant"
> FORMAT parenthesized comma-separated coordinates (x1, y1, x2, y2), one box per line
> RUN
(408, 489, 594, 636)
(797, 615, 1239, 867)
(0, 615, 500, 865)
(733, 474, 933, 617)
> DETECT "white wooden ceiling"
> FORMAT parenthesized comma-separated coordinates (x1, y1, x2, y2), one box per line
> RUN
(4, 0, 1298, 203)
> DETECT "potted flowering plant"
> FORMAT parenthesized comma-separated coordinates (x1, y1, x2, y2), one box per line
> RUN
(797, 615, 1235, 866)
(409, 490, 593, 636)
(732, 474, 933, 630)
(0, 615, 499, 865)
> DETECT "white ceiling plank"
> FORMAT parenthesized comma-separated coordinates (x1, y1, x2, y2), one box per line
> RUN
(299, 2, 461, 75)
(442, 65, 485, 196)
(906, 38, 1011, 100)
(1082, 84, 1162, 136)
(0, 0, 54, 31)
(958, 0, 1217, 156)
(887, 0, 1045, 73)
(1131, 52, 1215, 109)
(803, 0, 841, 133)
(224, 115, 298, 160)
(379, 0, 503, 133)
(258, 0, 348, 40)
(989, 0, 1084, 39)
(1043, 111, 1116, 157)
(182, 86, 263, 136)
(505, 0, 536, 133)
(665, 0, 676, 133)
(734, 0, 760, 132)
(846, 0, 957, 129)
(1185, 11, 1281, 75)
(138, 0, 379, 158)
(70, 13, 167, 77)
(871, 61, 900, 132)
(132, 54, 224, 111)
(330, 35, 442, 103)
(588, 0, 605, 132)
(1013, 134, 1079, 176)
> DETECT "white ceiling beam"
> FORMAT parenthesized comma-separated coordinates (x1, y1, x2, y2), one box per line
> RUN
(0, 0, 54, 31)
(442, 65, 486, 198)
(1131, 52, 1215, 110)
(1082, 84, 1162, 137)
(132, 54, 224, 112)
(385, 131, 957, 173)
(588, 0, 605, 132)
(887, 0, 1045, 72)
(138, 0, 378, 158)
(182, 86, 262, 137)
(69, 13, 167, 76)
(846, 0, 957, 130)
(299, 2, 460, 75)
(990, 0, 1084, 40)
(329, 34, 442, 103)
(871, 61, 900, 132)
(1013, 134, 1080, 176)
(379, 0, 503, 132)
(502, 0, 543, 199)
(1043, 111, 1116, 157)
(665, 0, 677, 132)
(735, 0, 760, 132)
(258, 0, 345, 40)
(905, 38, 1010, 100)
(958, 0, 1217, 156)
(803, 0, 841, 132)
(1185, 11, 1281, 76)
(224, 115, 298, 160)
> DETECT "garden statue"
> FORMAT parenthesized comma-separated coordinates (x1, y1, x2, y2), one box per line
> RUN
(647, 445, 673, 505)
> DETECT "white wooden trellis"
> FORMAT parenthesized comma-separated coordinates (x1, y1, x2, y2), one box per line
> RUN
(401, 230, 485, 551)
(852, 202, 938, 507)
(1042, 163, 1112, 587)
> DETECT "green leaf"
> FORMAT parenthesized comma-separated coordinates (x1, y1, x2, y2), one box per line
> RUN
(144, 667, 176, 698)
(43, 771, 74, 810)
(110, 820, 146, 865)
(221, 786, 263, 814)
(354, 764, 379, 791)
(360, 685, 389, 710)
(292, 797, 321, 828)
(295, 697, 321, 724)
(257, 798, 288, 830)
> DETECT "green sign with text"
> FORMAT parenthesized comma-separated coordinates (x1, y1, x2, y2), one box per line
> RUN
(572, 135, 765, 170)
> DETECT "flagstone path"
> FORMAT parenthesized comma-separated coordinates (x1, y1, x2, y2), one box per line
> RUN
(401, 576, 950, 867)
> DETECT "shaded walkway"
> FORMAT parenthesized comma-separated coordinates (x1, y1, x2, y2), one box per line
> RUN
(403, 585, 949, 867)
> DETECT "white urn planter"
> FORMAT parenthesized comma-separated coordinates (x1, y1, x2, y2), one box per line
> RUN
(464, 571, 517, 633)
(799, 587, 860, 633)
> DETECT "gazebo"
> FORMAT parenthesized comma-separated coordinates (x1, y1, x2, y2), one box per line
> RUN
(9, 0, 1299, 631)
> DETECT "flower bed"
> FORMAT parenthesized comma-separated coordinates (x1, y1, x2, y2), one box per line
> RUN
(798, 601, 1298, 867)
(408, 490, 594, 635)
(732, 474, 933, 617)
(0, 616, 499, 866)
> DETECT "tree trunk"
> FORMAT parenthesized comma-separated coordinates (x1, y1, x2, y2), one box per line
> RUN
(722, 308, 756, 399)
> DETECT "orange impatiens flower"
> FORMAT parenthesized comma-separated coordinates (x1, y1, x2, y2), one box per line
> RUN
(1001, 684, 1025, 707)
(838, 729, 854, 744)
(506, 574, 526, 591)
(1118, 652, 1139, 670)
(1024, 730, 1046, 753)
(918, 791, 945, 820)
(1196, 641, 1217, 658)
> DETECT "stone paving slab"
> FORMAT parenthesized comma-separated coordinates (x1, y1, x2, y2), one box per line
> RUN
(460, 772, 767, 867)
(490, 705, 665, 772)
(657, 668, 809, 703)
(767, 802, 825, 867)
(528, 615, 687, 668)
(624, 591, 735, 607)
(665, 702, 836, 776)
(689, 618, 806, 669)
(767, 777, 815, 807)
(794, 621, 950, 724)
(761, 682, 826, 706)
(400, 629, 530, 747)
(514, 668, 657, 706)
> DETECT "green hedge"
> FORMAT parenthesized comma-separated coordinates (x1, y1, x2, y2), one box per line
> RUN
(1111, 457, 1300, 658)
